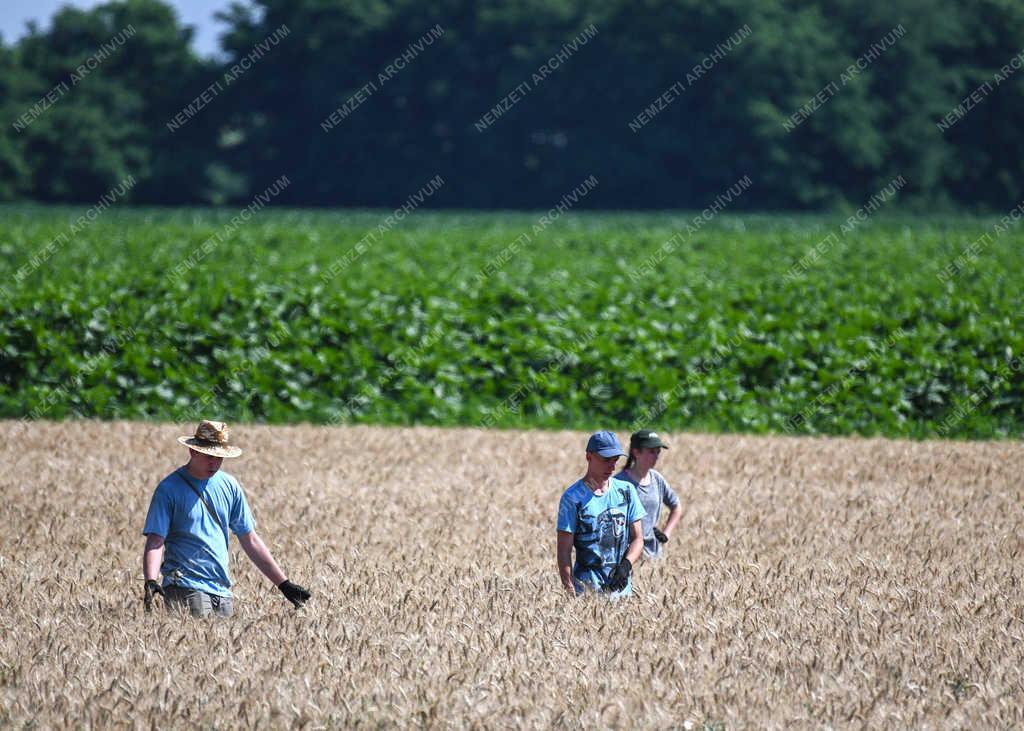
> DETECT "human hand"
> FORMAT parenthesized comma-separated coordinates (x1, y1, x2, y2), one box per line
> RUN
(144, 579, 164, 613)
(278, 579, 311, 608)
(653, 527, 669, 544)
(605, 558, 632, 592)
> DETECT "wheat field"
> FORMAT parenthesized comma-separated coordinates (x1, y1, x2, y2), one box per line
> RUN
(0, 420, 1022, 729)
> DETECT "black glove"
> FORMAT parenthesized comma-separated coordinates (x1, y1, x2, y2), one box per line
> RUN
(278, 579, 311, 608)
(653, 527, 669, 544)
(605, 558, 632, 593)
(144, 579, 164, 613)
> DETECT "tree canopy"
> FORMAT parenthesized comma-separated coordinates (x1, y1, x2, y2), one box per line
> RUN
(2, 0, 1022, 209)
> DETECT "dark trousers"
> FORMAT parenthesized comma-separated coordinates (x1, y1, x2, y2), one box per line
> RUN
(163, 584, 234, 618)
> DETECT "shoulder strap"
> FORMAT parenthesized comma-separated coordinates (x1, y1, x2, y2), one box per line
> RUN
(176, 470, 226, 532)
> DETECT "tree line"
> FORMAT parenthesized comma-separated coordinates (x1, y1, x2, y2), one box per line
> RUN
(1, 0, 1022, 210)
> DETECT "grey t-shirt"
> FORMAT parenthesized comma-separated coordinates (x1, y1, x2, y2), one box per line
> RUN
(613, 469, 680, 557)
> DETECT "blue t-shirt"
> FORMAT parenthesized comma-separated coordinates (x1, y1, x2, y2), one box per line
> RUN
(556, 478, 646, 596)
(142, 468, 255, 597)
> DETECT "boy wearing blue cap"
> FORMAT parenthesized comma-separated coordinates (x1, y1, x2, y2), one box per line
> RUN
(556, 430, 646, 597)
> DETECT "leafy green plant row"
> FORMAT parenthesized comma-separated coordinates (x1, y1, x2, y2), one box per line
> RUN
(1, 205, 1021, 438)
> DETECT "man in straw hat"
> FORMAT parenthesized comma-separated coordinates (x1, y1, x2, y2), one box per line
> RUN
(142, 419, 311, 617)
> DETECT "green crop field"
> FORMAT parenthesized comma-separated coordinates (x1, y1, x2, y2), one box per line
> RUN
(1, 203, 1021, 437)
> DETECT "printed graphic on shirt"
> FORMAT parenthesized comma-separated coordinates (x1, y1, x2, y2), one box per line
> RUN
(572, 486, 633, 571)
(595, 507, 627, 566)
(557, 478, 646, 594)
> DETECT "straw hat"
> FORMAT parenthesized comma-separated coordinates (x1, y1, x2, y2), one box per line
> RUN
(177, 420, 243, 458)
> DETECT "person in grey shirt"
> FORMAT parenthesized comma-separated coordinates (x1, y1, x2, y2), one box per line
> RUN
(614, 429, 682, 558)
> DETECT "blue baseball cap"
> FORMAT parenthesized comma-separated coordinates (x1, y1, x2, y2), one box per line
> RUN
(586, 430, 626, 458)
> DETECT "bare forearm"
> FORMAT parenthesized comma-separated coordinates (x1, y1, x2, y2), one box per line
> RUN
(558, 562, 575, 594)
(556, 534, 576, 595)
(664, 505, 683, 535)
(239, 533, 287, 585)
(625, 536, 644, 564)
(143, 536, 164, 580)
(625, 522, 644, 564)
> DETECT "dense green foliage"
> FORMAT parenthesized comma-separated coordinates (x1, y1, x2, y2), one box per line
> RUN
(1, 0, 1023, 209)
(1, 205, 1021, 437)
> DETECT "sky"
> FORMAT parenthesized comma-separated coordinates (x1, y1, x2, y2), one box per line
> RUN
(0, 0, 234, 57)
